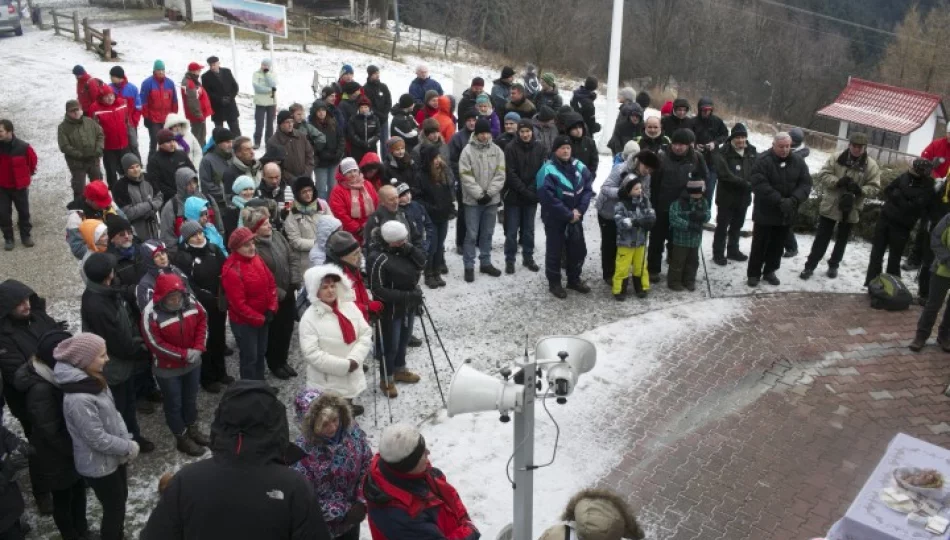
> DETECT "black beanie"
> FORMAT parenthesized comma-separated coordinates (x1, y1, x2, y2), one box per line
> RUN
(552, 134, 572, 153)
(109, 66, 125, 79)
(537, 106, 555, 122)
(398, 94, 414, 109)
(106, 214, 133, 239)
(472, 77, 485, 87)
(517, 118, 534, 132)
(277, 110, 293, 126)
(36, 330, 73, 368)
(474, 117, 491, 135)
(367, 65, 379, 75)
(671, 128, 696, 146)
(636, 91, 651, 109)
(501, 66, 515, 79)
(584, 77, 598, 91)
(213, 127, 235, 144)
(84, 252, 117, 284)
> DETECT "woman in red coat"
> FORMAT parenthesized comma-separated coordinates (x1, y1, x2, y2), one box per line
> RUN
(329, 158, 378, 244)
(221, 227, 278, 380)
(88, 86, 130, 187)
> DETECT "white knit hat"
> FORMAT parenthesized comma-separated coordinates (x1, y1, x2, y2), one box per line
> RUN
(379, 423, 425, 472)
(339, 157, 359, 175)
(381, 221, 408, 244)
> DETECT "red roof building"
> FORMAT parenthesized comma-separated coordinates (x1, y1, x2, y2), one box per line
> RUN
(817, 77, 946, 155)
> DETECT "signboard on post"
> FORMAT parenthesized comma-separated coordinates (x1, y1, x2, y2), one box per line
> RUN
(211, 0, 287, 38)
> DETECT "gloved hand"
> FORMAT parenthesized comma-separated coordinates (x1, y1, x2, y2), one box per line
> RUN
(407, 289, 423, 305)
(342, 502, 367, 528)
(127, 441, 140, 461)
(1, 448, 29, 479)
(368, 300, 384, 314)
(779, 198, 796, 217)
(185, 349, 202, 364)
(689, 210, 705, 223)
(347, 359, 359, 373)
(151, 197, 164, 211)
(477, 194, 493, 206)
(399, 243, 415, 256)
(263, 311, 275, 325)
(836, 176, 853, 190)
(621, 217, 633, 228)
(847, 182, 862, 195)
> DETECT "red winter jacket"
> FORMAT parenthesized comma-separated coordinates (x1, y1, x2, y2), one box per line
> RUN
(141, 273, 208, 370)
(141, 74, 179, 125)
(363, 455, 479, 540)
(181, 75, 214, 123)
(922, 137, 950, 179)
(221, 251, 278, 327)
(76, 74, 103, 115)
(329, 178, 378, 244)
(0, 137, 38, 190)
(88, 93, 130, 151)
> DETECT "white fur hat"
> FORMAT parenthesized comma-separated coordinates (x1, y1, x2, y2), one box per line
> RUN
(379, 423, 423, 466)
(381, 221, 409, 244)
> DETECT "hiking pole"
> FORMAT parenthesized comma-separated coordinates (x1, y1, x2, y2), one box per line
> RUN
(374, 319, 394, 424)
(370, 316, 379, 427)
(700, 247, 713, 298)
(417, 306, 446, 407)
(420, 298, 455, 372)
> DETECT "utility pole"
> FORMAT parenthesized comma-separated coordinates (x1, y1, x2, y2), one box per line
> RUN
(602, 0, 624, 149)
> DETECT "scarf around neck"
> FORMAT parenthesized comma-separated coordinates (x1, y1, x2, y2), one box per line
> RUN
(347, 180, 375, 219)
(327, 300, 356, 345)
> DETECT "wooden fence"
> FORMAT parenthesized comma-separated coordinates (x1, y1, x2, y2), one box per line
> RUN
(263, 13, 464, 61)
(50, 9, 117, 59)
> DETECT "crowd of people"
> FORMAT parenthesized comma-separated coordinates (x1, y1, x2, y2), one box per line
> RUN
(4, 51, 950, 538)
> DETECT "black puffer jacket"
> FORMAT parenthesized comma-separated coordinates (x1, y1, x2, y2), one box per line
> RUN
(0, 423, 24, 533)
(80, 282, 149, 386)
(390, 107, 420, 153)
(713, 142, 757, 208)
(311, 115, 345, 167)
(689, 97, 729, 166)
(141, 381, 331, 540)
(347, 112, 380, 154)
(364, 79, 392, 124)
(0, 281, 62, 411)
(750, 150, 813, 226)
(106, 240, 147, 312)
(882, 171, 936, 230)
(504, 137, 545, 206)
(13, 360, 80, 492)
(608, 103, 644, 155)
(385, 154, 419, 195)
(652, 149, 708, 213)
(661, 114, 691, 139)
(368, 243, 426, 320)
(146, 149, 196, 202)
(570, 87, 599, 135)
(172, 242, 227, 310)
(416, 145, 456, 223)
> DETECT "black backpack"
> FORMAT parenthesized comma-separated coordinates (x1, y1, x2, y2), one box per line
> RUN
(868, 273, 912, 311)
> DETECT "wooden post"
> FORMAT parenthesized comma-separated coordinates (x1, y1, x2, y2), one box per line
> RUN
(455, 39, 459, 57)
(82, 17, 91, 50)
(102, 28, 112, 59)
(72, 11, 79, 42)
(416, 26, 420, 52)
(302, 28, 307, 52)
(389, 34, 396, 60)
(443, 35, 448, 55)
(52, 9, 59, 35)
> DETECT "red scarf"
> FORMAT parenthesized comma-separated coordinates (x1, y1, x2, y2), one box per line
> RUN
(328, 300, 356, 344)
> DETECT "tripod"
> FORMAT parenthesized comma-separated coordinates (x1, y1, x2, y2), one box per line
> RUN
(416, 298, 456, 408)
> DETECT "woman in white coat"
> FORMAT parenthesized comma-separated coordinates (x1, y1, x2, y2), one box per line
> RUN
(163, 112, 204, 169)
(299, 264, 372, 415)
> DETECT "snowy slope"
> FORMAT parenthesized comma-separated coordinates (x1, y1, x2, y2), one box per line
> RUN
(0, 17, 883, 540)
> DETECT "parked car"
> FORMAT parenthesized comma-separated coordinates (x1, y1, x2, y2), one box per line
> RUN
(0, 0, 23, 36)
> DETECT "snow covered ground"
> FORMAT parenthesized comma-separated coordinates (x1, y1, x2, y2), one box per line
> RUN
(0, 14, 882, 540)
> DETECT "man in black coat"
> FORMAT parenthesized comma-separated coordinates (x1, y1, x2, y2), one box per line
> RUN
(364, 65, 392, 158)
(0, 279, 63, 514)
(570, 77, 600, 136)
(457, 78, 485, 130)
(367, 221, 426, 397)
(711, 123, 756, 266)
(201, 56, 240, 136)
(565, 113, 599, 183)
(648, 128, 708, 279)
(746, 132, 812, 287)
(662, 98, 692, 138)
(80, 253, 155, 452)
(503, 119, 545, 275)
(141, 381, 331, 540)
(689, 97, 729, 207)
(104, 215, 147, 312)
(146, 129, 196, 202)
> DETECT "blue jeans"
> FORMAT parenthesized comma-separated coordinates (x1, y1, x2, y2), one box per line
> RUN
(427, 220, 449, 271)
(463, 203, 497, 269)
(504, 204, 536, 263)
(380, 312, 415, 381)
(231, 322, 269, 380)
(705, 168, 717, 209)
(314, 166, 337, 201)
(154, 367, 200, 435)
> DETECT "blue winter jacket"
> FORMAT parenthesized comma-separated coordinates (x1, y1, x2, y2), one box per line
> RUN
(183, 196, 228, 256)
(408, 77, 444, 105)
(614, 196, 655, 248)
(536, 157, 594, 223)
(400, 200, 435, 255)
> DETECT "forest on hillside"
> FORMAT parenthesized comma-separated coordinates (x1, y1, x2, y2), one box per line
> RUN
(377, 0, 948, 130)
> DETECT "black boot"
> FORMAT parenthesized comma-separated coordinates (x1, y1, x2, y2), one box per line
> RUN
(523, 258, 540, 272)
(910, 335, 927, 352)
(620, 279, 629, 295)
(424, 272, 440, 289)
(549, 283, 567, 299)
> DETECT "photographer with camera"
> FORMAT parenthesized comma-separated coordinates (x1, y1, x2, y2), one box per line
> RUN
(800, 132, 881, 281)
(367, 221, 425, 398)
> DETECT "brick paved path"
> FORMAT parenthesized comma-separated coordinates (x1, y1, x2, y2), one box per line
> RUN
(603, 292, 950, 540)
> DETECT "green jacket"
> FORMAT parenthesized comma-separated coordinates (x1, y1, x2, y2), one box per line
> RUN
(668, 196, 709, 248)
(57, 114, 103, 167)
(817, 150, 881, 224)
(932, 213, 950, 278)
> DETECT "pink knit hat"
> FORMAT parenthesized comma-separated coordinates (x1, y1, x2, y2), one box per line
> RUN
(53, 333, 106, 369)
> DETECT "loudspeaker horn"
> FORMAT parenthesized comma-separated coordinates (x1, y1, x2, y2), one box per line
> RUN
(447, 364, 523, 417)
(534, 336, 597, 375)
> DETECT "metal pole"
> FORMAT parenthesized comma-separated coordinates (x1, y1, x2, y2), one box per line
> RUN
(512, 361, 535, 540)
(601, 0, 624, 148)
(230, 26, 237, 80)
(392, 0, 399, 42)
